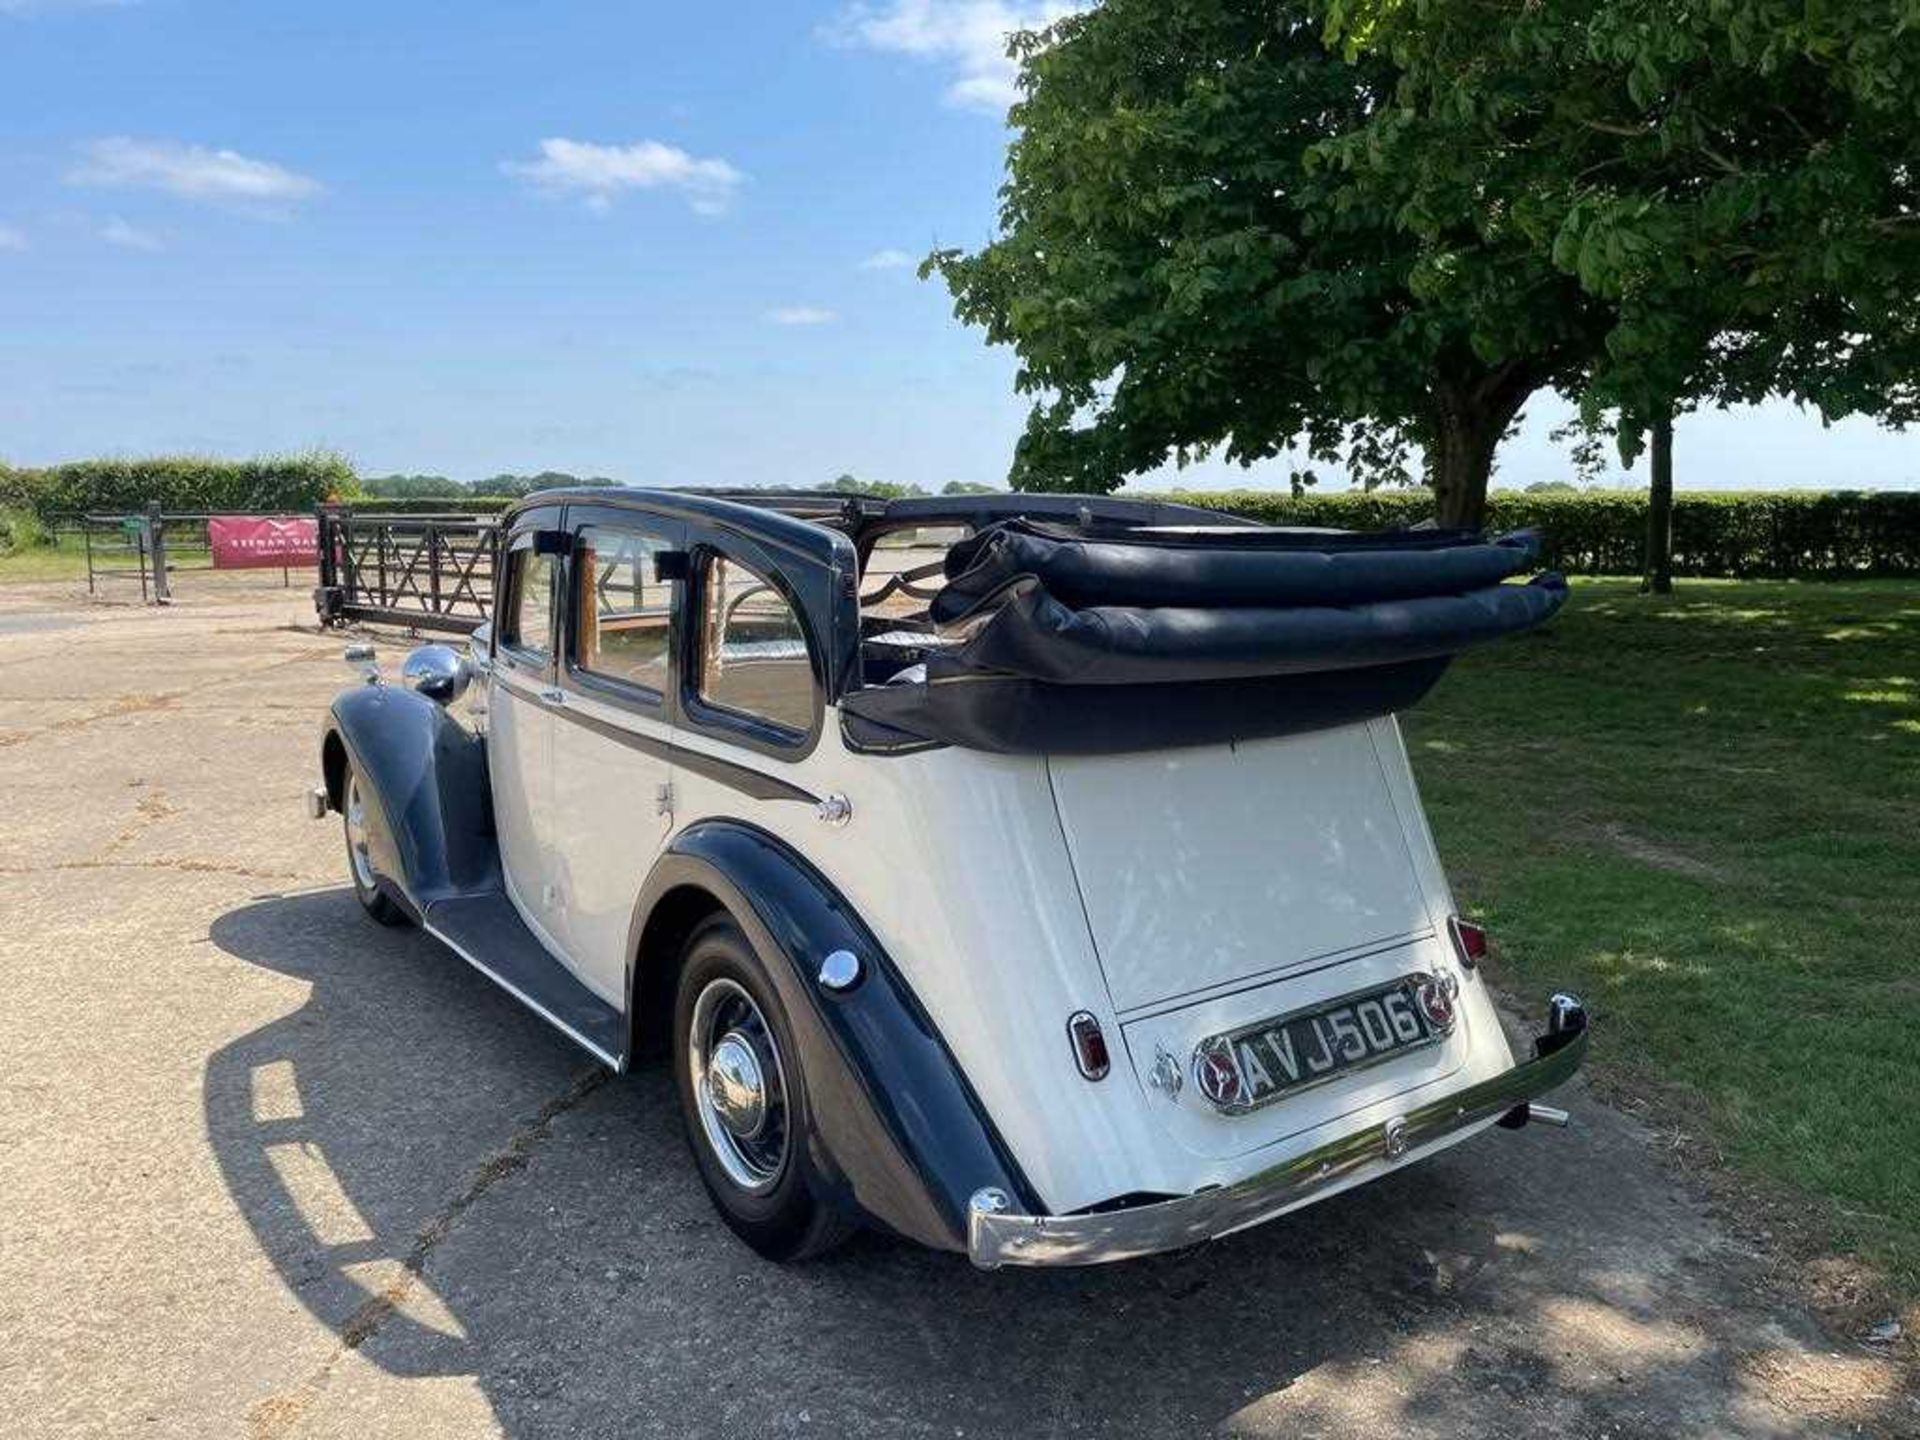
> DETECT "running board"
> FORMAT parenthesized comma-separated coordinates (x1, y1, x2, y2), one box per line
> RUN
(424, 891, 627, 1069)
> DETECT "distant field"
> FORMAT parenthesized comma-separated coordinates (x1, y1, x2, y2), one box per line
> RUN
(1409, 578, 1920, 1290)
(0, 533, 94, 584)
(0, 531, 219, 588)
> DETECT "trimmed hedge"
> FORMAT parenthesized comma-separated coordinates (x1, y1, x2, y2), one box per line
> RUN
(0, 452, 357, 518)
(323, 496, 518, 516)
(6, 454, 1914, 578)
(1145, 489, 1920, 578)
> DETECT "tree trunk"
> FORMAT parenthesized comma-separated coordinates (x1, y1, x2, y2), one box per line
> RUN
(1427, 367, 1537, 531)
(1644, 408, 1674, 595)
(1429, 414, 1504, 530)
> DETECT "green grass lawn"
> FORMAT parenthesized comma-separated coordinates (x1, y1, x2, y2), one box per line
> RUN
(0, 533, 219, 586)
(1409, 577, 1920, 1289)
(0, 533, 94, 584)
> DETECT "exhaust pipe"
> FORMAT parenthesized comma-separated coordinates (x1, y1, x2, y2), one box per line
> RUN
(1498, 993, 1585, 1130)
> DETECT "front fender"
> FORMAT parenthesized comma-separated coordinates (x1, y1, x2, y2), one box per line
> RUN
(324, 684, 496, 912)
(635, 821, 1036, 1253)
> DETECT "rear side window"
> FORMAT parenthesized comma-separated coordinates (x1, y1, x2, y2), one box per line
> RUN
(574, 525, 673, 695)
(503, 548, 555, 657)
(697, 554, 814, 736)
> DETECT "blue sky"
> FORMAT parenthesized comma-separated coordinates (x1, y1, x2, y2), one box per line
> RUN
(2, 0, 1914, 492)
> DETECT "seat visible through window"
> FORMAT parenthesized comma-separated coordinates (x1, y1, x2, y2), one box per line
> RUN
(575, 525, 672, 694)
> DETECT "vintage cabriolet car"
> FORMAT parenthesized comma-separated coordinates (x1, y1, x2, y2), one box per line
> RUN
(311, 488, 1588, 1267)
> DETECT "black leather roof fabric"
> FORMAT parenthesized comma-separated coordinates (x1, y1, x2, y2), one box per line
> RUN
(930, 518, 1537, 619)
(933, 571, 1567, 686)
(842, 520, 1569, 754)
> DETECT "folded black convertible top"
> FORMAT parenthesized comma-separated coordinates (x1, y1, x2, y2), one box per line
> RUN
(843, 518, 1568, 755)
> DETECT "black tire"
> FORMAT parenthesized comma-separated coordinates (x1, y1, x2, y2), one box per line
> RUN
(672, 916, 853, 1261)
(341, 762, 409, 927)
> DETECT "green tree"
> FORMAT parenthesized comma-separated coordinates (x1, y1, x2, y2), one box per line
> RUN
(470, 474, 531, 497)
(813, 473, 929, 499)
(361, 473, 466, 499)
(1324, 0, 1920, 583)
(929, 0, 1611, 526)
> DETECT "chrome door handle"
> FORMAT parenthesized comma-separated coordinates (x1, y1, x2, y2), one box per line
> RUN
(538, 687, 565, 705)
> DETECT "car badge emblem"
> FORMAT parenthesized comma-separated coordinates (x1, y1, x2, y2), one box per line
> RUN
(1192, 1041, 1244, 1109)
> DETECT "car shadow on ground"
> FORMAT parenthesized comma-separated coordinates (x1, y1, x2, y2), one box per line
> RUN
(205, 890, 1900, 1439)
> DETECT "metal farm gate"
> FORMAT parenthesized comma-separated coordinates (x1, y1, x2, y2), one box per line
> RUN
(313, 508, 500, 634)
(80, 505, 310, 603)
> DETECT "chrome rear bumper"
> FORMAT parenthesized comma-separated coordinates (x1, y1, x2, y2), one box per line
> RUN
(968, 995, 1589, 1269)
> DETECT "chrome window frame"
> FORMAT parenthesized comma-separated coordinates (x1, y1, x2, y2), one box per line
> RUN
(681, 542, 824, 761)
(562, 515, 683, 716)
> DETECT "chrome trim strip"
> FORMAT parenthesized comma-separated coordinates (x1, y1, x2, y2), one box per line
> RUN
(968, 1007, 1588, 1269)
(511, 669, 820, 806)
(423, 920, 625, 1072)
(1114, 927, 1435, 1024)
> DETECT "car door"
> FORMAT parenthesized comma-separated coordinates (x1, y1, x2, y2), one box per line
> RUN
(545, 505, 686, 1006)
(489, 510, 564, 953)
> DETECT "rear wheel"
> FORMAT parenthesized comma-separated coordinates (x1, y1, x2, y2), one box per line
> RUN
(342, 765, 408, 927)
(673, 917, 853, 1261)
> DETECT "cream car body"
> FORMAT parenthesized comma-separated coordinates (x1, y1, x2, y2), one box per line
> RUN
(316, 488, 1586, 1267)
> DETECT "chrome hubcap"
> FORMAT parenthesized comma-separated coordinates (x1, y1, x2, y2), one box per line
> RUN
(688, 979, 788, 1194)
(345, 776, 375, 891)
(705, 1032, 769, 1139)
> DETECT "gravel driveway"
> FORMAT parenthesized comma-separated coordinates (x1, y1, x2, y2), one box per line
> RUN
(0, 581, 1910, 1439)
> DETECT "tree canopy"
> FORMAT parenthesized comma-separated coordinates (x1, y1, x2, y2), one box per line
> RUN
(362, 472, 624, 498)
(468, 471, 622, 497)
(930, 0, 1610, 525)
(359, 473, 467, 499)
(933, 0, 1920, 527)
(1324, 0, 1920, 456)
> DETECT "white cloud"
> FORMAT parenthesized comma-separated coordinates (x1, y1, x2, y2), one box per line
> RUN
(502, 138, 744, 215)
(100, 215, 161, 251)
(830, 1, 1083, 113)
(0, 224, 25, 251)
(766, 306, 838, 326)
(69, 137, 321, 206)
(859, 247, 915, 270)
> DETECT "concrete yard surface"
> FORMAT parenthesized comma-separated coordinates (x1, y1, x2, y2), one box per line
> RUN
(0, 579, 1912, 1439)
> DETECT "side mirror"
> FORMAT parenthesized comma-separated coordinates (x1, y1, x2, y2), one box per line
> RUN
(401, 644, 472, 705)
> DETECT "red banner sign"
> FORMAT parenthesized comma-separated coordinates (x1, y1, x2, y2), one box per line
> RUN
(209, 515, 318, 570)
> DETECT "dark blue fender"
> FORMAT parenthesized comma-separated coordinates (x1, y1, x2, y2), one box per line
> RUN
(322, 684, 497, 915)
(633, 821, 1038, 1253)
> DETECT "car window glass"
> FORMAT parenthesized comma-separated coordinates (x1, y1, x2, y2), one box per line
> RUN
(698, 555, 813, 734)
(575, 525, 672, 694)
(504, 548, 554, 657)
(861, 524, 969, 618)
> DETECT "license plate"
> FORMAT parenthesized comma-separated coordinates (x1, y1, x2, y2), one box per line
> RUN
(1190, 974, 1455, 1114)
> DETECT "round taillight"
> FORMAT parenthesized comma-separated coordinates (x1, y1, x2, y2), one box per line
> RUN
(1417, 974, 1459, 1031)
(1193, 1045, 1244, 1108)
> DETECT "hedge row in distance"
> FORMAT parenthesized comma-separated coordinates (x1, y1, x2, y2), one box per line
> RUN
(0, 452, 357, 518)
(7, 456, 1916, 578)
(1146, 488, 1920, 578)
